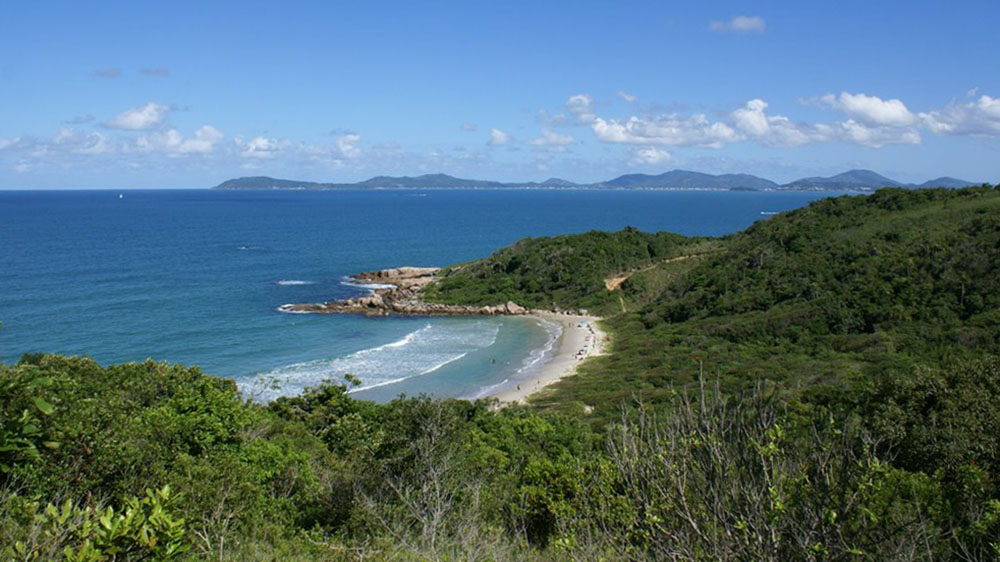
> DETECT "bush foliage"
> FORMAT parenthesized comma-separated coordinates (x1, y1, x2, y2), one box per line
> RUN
(422, 227, 709, 316)
(3, 186, 1000, 559)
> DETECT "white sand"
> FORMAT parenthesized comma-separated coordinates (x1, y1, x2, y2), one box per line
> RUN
(489, 311, 607, 404)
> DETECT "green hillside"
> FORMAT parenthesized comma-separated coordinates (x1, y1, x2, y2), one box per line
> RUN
(422, 186, 1000, 415)
(422, 228, 716, 316)
(4, 185, 1000, 560)
(530, 186, 1000, 412)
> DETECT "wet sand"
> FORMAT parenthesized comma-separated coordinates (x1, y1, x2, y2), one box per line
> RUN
(489, 311, 607, 404)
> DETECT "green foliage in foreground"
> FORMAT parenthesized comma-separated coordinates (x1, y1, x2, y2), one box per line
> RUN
(2, 354, 1000, 560)
(4, 185, 1000, 559)
(3, 486, 188, 562)
(0, 367, 56, 473)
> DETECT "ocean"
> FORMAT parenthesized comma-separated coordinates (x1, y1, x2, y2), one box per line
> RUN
(0, 188, 832, 401)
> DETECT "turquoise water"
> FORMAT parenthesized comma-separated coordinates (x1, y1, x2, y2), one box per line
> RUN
(0, 189, 832, 400)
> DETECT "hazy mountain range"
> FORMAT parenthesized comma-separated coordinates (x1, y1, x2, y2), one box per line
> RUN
(213, 169, 980, 191)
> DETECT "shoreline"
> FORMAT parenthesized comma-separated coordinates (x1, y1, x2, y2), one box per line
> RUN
(279, 266, 609, 404)
(488, 311, 607, 404)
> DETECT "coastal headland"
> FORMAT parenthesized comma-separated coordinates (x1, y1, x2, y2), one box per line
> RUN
(280, 266, 531, 316)
(279, 266, 607, 402)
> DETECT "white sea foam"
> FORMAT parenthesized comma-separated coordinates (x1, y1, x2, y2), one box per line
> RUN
(467, 319, 561, 400)
(514, 319, 561, 376)
(349, 351, 471, 393)
(360, 324, 430, 352)
(340, 277, 397, 293)
(418, 354, 468, 376)
(350, 376, 411, 393)
(240, 320, 501, 401)
(276, 279, 315, 286)
(470, 378, 510, 399)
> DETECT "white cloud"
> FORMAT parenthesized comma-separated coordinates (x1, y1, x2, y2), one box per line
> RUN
(487, 127, 509, 146)
(731, 99, 823, 147)
(297, 144, 346, 169)
(588, 95, 925, 151)
(290, 134, 364, 169)
(52, 128, 73, 143)
(336, 133, 361, 158)
(710, 16, 766, 33)
(536, 109, 568, 126)
(920, 95, 1000, 136)
(630, 147, 671, 165)
(134, 125, 223, 155)
(617, 90, 637, 103)
(460, 122, 478, 132)
(237, 136, 288, 159)
(731, 99, 770, 136)
(566, 94, 596, 123)
(75, 137, 114, 155)
(821, 92, 916, 126)
(0, 130, 116, 157)
(835, 119, 921, 147)
(732, 98, 920, 148)
(591, 113, 739, 148)
(106, 102, 170, 130)
(93, 68, 121, 78)
(52, 128, 115, 155)
(528, 129, 574, 148)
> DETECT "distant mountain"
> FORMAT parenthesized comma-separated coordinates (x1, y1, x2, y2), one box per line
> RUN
(213, 174, 582, 190)
(599, 170, 778, 189)
(214, 176, 332, 189)
(782, 169, 904, 190)
(212, 170, 983, 192)
(916, 177, 978, 189)
(536, 177, 579, 187)
(352, 173, 508, 188)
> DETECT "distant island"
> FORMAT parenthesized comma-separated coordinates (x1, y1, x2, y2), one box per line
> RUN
(213, 168, 981, 191)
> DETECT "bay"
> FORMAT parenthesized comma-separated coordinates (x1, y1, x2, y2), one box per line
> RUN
(0, 188, 832, 400)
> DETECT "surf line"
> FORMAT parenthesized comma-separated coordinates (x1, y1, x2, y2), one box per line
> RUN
(274, 265, 608, 405)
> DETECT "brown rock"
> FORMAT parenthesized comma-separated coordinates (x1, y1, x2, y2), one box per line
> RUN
(505, 301, 526, 315)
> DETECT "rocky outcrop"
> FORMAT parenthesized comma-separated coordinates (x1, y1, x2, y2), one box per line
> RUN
(278, 267, 532, 317)
(505, 301, 526, 314)
(355, 267, 439, 289)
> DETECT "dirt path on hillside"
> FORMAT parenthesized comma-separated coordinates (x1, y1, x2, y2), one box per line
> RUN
(604, 253, 710, 292)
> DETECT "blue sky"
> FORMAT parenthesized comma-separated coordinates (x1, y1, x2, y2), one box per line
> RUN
(1, 0, 998, 188)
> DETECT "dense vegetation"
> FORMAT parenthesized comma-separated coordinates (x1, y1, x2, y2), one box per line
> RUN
(3, 185, 1000, 560)
(529, 187, 1000, 413)
(423, 228, 716, 316)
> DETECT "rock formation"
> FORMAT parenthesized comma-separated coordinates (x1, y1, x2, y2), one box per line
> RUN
(279, 267, 532, 317)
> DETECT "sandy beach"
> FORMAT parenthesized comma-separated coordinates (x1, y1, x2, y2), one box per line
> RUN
(489, 311, 607, 404)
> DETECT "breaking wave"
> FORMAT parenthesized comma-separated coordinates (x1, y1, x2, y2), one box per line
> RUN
(241, 321, 501, 401)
